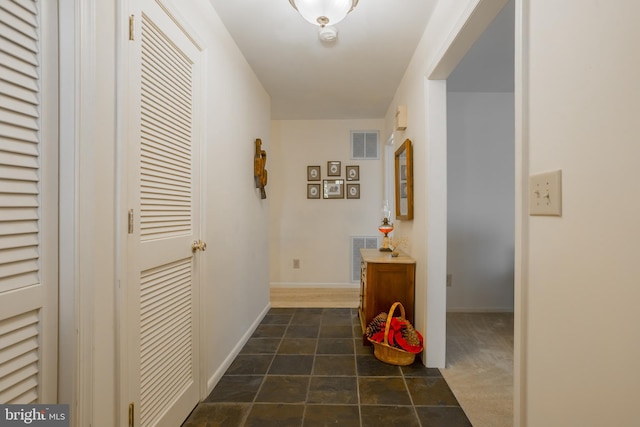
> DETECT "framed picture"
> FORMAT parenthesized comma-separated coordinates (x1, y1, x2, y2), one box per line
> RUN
(327, 161, 341, 176)
(346, 183, 360, 199)
(307, 165, 321, 181)
(307, 183, 321, 199)
(323, 179, 344, 199)
(346, 165, 359, 181)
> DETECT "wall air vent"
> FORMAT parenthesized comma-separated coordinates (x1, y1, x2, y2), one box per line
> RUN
(351, 236, 379, 282)
(351, 131, 379, 159)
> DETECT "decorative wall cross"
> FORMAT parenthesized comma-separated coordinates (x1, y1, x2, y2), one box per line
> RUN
(254, 138, 267, 199)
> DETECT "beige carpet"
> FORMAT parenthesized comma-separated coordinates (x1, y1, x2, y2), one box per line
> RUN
(441, 312, 514, 427)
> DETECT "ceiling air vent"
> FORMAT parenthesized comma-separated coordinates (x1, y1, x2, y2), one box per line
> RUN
(351, 131, 379, 160)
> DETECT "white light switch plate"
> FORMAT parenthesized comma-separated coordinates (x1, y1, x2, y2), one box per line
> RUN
(529, 170, 562, 216)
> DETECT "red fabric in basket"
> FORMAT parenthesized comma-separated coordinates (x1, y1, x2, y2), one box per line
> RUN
(370, 317, 424, 354)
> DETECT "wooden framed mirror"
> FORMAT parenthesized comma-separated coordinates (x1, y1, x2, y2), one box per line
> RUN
(395, 138, 413, 220)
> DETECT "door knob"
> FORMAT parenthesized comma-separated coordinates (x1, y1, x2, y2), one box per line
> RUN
(191, 240, 207, 253)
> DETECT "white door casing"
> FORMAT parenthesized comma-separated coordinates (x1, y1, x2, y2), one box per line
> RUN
(124, 0, 203, 425)
(0, 0, 58, 404)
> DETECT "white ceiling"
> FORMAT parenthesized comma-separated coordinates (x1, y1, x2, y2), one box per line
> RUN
(207, 0, 514, 120)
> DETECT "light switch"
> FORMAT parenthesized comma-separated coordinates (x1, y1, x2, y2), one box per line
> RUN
(529, 170, 562, 216)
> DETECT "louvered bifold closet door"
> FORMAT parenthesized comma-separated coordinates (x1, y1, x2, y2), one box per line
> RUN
(127, 1, 202, 425)
(0, 0, 57, 404)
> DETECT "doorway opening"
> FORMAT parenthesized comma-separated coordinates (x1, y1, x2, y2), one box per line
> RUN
(442, 1, 515, 425)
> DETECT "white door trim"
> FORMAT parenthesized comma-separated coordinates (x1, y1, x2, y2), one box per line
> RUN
(58, 0, 97, 424)
(513, 0, 530, 424)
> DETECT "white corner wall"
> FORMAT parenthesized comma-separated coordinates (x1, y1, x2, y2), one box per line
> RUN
(522, 0, 640, 425)
(269, 119, 385, 288)
(380, 0, 504, 368)
(447, 92, 514, 312)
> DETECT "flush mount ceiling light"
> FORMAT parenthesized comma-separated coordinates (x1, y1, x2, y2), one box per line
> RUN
(289, 0, 359, 27)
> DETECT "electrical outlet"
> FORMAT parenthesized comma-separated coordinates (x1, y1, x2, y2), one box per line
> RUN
(293, 259, 300, 269)
(529, 170, 562, 216)
(446, 274, 452, 287)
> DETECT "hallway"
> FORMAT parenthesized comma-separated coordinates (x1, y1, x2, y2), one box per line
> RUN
(182, 307, 471, 426)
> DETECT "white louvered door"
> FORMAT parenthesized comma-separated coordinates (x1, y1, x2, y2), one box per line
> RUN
(126, 1, 202, 425)
(0, 0, 57, 404)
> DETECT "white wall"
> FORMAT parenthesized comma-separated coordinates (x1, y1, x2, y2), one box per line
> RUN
(522, 0, 640, 425)
(269, 120, 384, 288)
(447, 92, 514, 312)
(173, 0, 273, 391)
(68, 0, 272, 424)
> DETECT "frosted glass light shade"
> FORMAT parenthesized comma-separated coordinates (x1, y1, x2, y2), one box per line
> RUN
(289, 0, 358, 27)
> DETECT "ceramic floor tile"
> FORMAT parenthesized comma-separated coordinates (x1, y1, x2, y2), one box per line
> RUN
(360, 405, 420, 427)
(292, 311, 323, 325)
(316, 337, 355, 354)
(239, 337, 281, 354)
(303, 404, 360, 427)
(285, 324, 320, 338)
(185, 308, 473, 427)
(414, 406, 473, 427)
(268, 354, 314, 375)
(251, 324, 287, 338)
(205, 375, 263, 402)
(261, 313, 293, 325)
(244, 403, 304, 427)
(180, 403, 250, 427)
(268, 308, 297, 315)
(278, 338, 318, 355)
(356, 355, 402, 376)
(321, 312, 354, 326)
(401, 361, 442, 377)
(307, 376, 358, 404)
(358, 377, 412, 405)
(225, 355, 273, 375)
(405, 377, 460, 406)
(355, 340, 374, 356)
(319, 324, 354, 338)
(312, 355, 356, 376)
(255, 376, 310, 403)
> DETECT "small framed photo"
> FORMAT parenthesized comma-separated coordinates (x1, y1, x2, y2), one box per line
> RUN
(307, 165, 321, 181)
(323, 179, 344, 199)
(346, 165, 359, 181)
(346, 183, 360, 199)
(307, 183, 321, 199)
(327, 161, 341, 176)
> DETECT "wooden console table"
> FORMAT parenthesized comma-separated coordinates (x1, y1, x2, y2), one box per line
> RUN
(358, 248, 416, 343)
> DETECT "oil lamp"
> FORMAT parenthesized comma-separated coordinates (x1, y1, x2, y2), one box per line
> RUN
(379, 201, 393, 251)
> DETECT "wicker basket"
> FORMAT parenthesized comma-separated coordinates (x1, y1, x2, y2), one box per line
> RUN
(367, 302, 418, 366)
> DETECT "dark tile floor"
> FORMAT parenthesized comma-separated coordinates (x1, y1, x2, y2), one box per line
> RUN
(182, 307, 471, 427)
